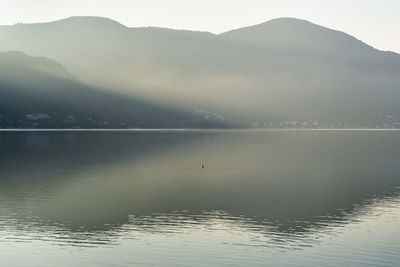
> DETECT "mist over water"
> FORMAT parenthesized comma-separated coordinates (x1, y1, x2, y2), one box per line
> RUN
(0, 130, 399, 266)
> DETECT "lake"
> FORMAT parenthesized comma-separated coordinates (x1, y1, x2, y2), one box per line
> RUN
(0, 130, 399, 266)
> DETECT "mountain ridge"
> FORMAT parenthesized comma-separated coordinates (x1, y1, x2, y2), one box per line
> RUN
(8, 16, 397, 54)
(0, 16, 399, 127)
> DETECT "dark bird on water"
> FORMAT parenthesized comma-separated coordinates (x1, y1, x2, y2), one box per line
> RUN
(201, 163, 205, 169)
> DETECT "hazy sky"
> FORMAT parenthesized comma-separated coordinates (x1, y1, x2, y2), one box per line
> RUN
(1, 0, 399, 52)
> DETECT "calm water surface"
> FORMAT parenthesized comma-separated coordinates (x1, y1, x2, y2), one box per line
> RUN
(0, 130, 399, 266)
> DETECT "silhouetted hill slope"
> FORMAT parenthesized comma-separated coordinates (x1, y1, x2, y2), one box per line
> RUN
(0, 51, 228, 128)
(222, 18, 374, 55)
(0, 17, 400, 127)
(221, 18, 400, 68)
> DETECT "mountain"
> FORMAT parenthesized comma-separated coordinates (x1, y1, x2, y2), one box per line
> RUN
(223, 18, 375, 56)
(0, 51, 229, 129)
(0, 17, 399, 127)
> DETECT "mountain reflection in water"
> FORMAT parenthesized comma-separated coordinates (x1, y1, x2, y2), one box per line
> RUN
(0, 130, 399, 252)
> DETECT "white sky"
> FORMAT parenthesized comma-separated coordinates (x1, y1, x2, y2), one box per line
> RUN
(0, 0, 399, 52)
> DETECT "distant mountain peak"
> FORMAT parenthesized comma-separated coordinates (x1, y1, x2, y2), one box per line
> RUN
(264, 17, 314, 24)
(10, 16, 128, 31)
(221, 17, 318, 35)
(220, 17, 377, 56)
(58, 16, 127, 29)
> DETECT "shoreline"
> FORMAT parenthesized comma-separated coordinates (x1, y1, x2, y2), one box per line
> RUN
(1, 128, 400, 132)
